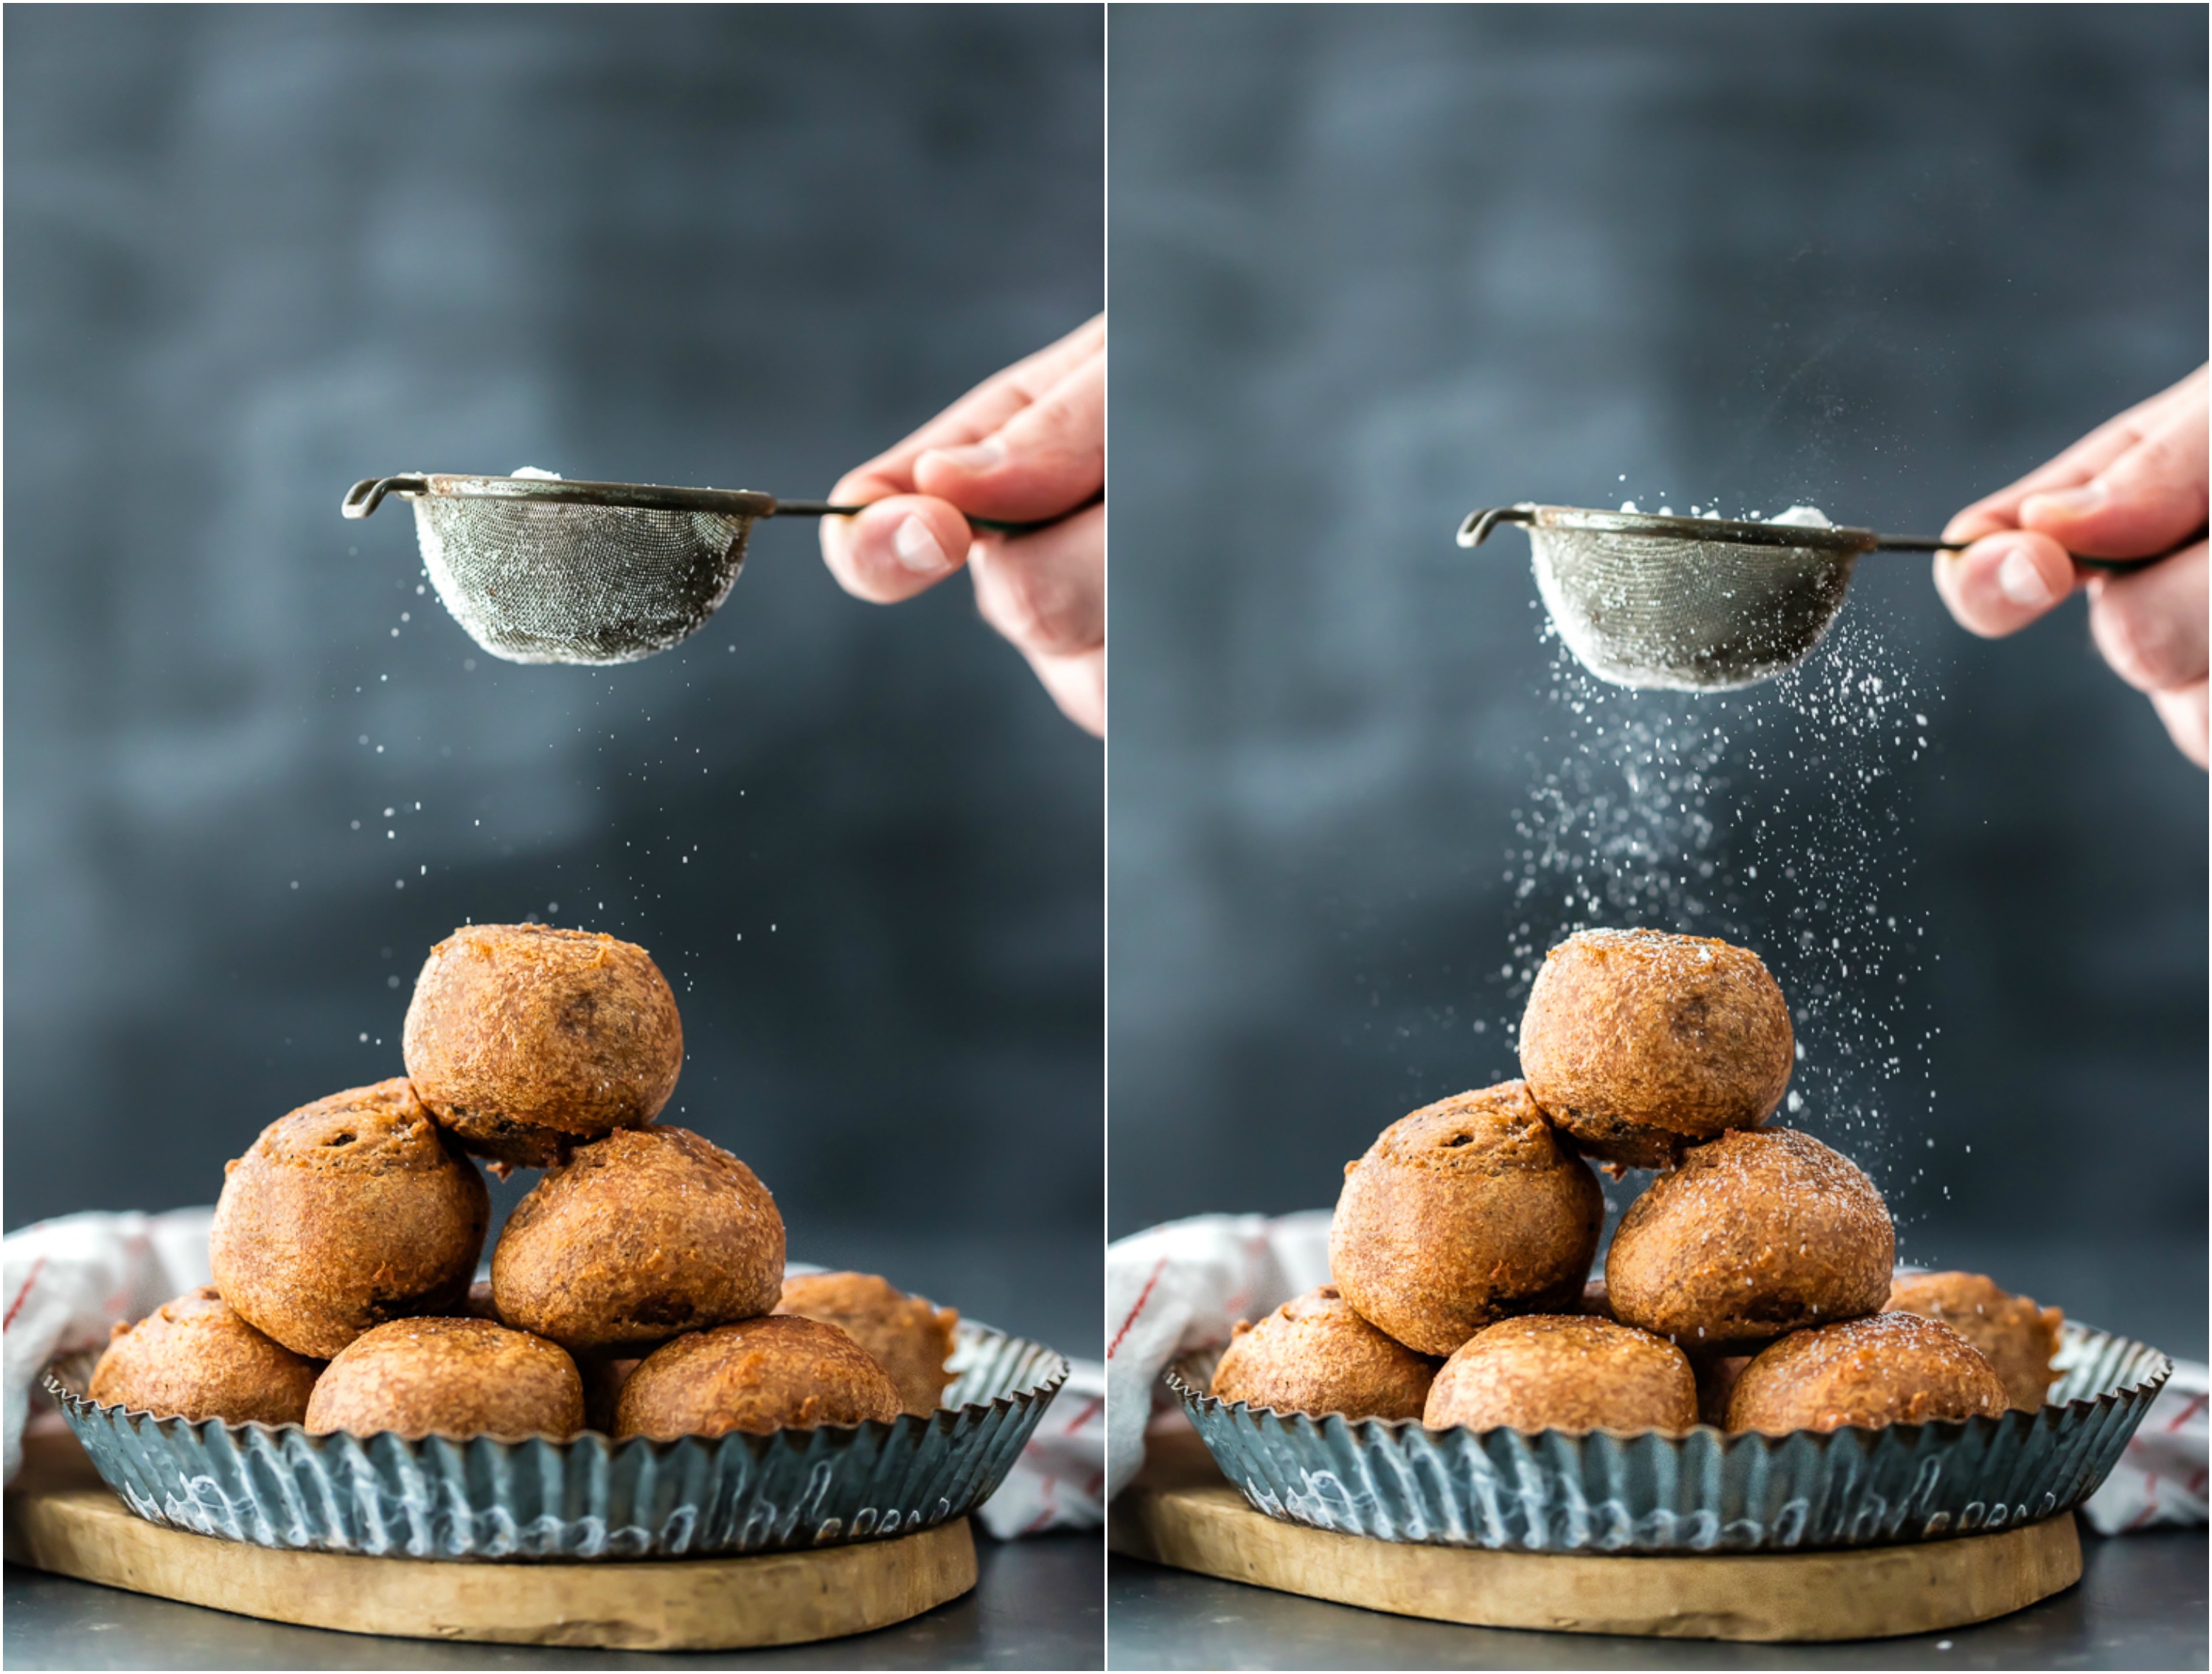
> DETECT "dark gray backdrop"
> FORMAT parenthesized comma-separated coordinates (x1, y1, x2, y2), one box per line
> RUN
(6, 4, 1102, 1355)
(1108, 4, 2208, 1359)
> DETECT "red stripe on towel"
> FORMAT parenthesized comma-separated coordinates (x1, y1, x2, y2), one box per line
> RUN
(3, 1257, 48, 1330)
(1107, 1255, 1169, 1359)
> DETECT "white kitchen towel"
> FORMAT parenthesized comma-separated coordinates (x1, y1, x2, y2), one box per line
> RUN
(2, 1206, 216, 1481)
(2081, 1357, 2208, 1533)
(1105, 1209, 1331, 1501)
(975, 1352, 1105, 1538)
(3, 1206, 1105, 1536)
(1103, 1209, 2207, 1535)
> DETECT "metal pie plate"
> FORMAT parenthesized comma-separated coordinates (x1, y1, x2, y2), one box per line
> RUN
(46, 1321, 1065, 1561)
(1166, 1319, 2166, 1552)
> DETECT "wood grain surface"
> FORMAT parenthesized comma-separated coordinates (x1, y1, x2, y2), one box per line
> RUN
(1110, 1428, 2081, 1643)
(4, 1426, 976, 1650)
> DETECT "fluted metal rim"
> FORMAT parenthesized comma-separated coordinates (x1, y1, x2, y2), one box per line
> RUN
(45, 1320, 1065, 1560)
(1165, 1319, 2167, 1552)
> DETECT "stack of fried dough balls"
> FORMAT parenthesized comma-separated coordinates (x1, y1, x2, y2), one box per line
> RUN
(91, 924, 947, 1443)
(1216, 927, 2043, 1437)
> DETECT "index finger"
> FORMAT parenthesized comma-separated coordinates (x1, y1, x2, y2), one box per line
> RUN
(2020, 387, 2208, 560)
(827, 316, 1104, 507)
(1944, 367, 2208, 544)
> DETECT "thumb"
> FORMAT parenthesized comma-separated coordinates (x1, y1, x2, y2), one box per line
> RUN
(911, 351, 1102, 524)
(2020, 377, 2208, 561)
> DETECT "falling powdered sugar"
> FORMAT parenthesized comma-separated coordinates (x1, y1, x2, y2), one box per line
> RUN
(1494, 590, 1943, 1223)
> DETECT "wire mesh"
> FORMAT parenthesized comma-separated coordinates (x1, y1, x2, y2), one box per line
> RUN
(413, 498, 754, 665)
(1528, 525, 1860, 692)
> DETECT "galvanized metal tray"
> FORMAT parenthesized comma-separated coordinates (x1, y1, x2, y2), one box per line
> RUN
(45, 1320, 1064, 1561)
(1166, 1319, 2165, 1553)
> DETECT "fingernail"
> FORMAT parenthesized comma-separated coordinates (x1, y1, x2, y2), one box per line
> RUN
(920, 440, 1006, 472)
(2025, 482, 2106, 517)
(1995, 543, 2055, 607)
(891, 515, 949, 575)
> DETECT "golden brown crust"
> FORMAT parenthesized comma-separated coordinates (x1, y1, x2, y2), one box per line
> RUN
(1208, 1285, 1439, 1420)
(1422, 1315, 1697, 1434)
(402, 925, 684, 1168)
(209, 1080, 489, 1359)
(88, 1286, 322, 1427)
(776, 1272, 959, 1418)
(491, 1126, 785, 1355)
(305, 1316, 583, 1440)
(613, 1316, 902, 1439)
(1726, 1312, 2009, 1434)
(1885, 1271, 2063, 1412)
(1519, 929, 1793, 1168)
(1329, 1083, 1604, 1357)
(1605, 1128, 1893, 1350)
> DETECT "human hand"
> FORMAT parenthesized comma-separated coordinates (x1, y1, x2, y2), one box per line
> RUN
(820, 316, 1104, 736)
(1934, 365, 2208, 766)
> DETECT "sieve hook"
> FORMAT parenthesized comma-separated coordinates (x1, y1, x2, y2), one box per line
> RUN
(343, 475, 431, 519)
(1456, 505, 1536, 548)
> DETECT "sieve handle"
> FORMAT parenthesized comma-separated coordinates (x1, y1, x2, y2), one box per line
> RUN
(768, 499, 1067, 536)
(1874, 533, 2165, 573)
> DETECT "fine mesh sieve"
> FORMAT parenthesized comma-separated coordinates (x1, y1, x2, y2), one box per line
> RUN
(1458, 502, 2162, 692)
(1455, 504, 1908, 691)
(343, 472, 1043, 666)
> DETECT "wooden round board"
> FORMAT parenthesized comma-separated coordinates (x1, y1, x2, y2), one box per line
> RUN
(1110, 1430, 2082, 1643)
(4, 1427, 976, 1650)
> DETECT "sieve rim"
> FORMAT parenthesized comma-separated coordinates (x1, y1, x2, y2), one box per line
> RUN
(345, 473, 779, 521)
(1460, 503, 1882, 555)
